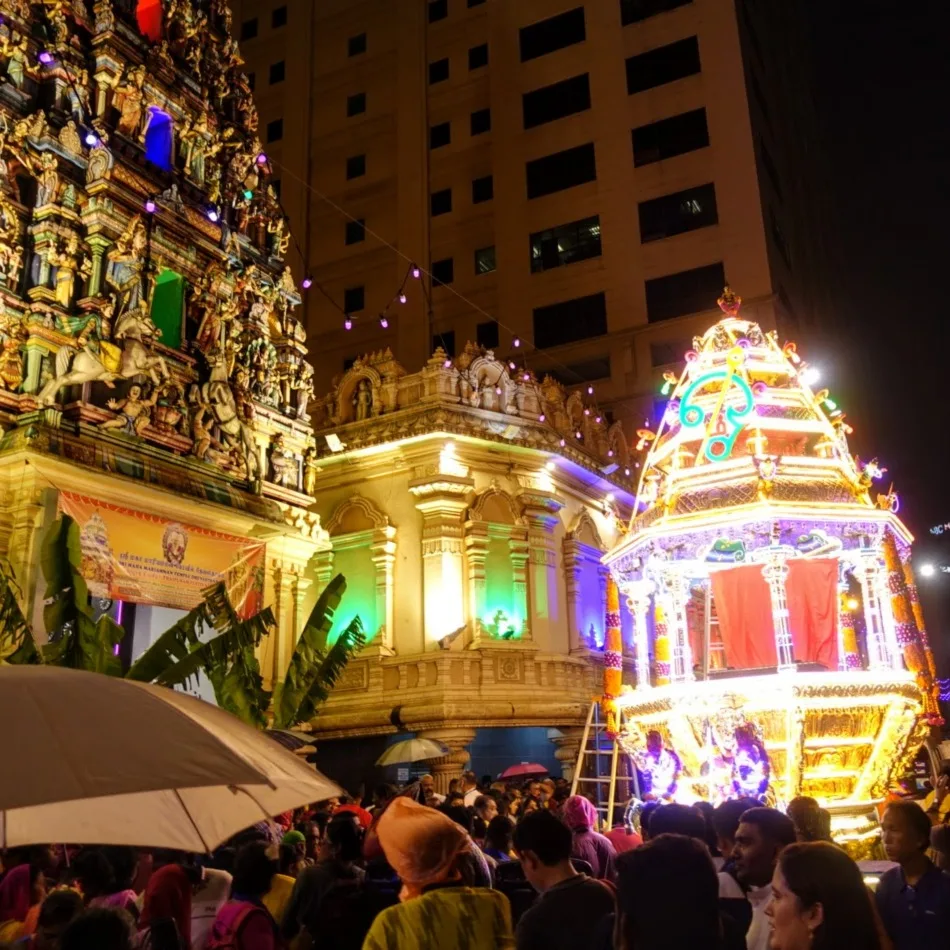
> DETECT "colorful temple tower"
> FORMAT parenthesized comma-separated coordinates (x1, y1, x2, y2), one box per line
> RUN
(0, 1, 326, 679)
(598, 290, 940, 843)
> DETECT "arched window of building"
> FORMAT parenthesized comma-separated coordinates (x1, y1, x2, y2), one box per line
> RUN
(149, 269, 183, 349)
(144, 107, 174, 171)
(136, 0, 163, 42)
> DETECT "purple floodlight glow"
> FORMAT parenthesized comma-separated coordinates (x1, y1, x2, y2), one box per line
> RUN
(38, 50, 54, 65)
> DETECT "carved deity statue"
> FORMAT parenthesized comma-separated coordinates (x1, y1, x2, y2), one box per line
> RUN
(47, 233, 89, 308)
(0, 34, 30, 89)
(0, 312, 25, 391)
(268, 434, 297, 488)
(105, 215, 148, 316)
(351, 379, 372, 421)
(292, 362, 314, 419)
(34, 152, 61, 207)
(303, 444, 318, 496)
(101, 382, 158, 436)
(110, 65, 148, 139)
(180, 110, 217, 186)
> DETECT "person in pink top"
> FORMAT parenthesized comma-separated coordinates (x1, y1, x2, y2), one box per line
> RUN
(561, 796, 617, 881)
(206, 843, 278, 950)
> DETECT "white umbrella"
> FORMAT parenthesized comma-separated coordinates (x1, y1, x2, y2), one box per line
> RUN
(376, 737, 449, 766)
(0, 666, 342, 851)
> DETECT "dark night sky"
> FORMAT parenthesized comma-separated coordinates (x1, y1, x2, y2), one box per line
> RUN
(802, 4, 950, 666)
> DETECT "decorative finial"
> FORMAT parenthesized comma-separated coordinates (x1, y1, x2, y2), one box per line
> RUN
(717, 285, 741, 317)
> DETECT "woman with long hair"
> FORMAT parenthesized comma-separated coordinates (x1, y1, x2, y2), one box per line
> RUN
(766, 842, 881, 950)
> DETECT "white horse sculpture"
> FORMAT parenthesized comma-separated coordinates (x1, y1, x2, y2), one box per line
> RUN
(37, 308, 170, 406)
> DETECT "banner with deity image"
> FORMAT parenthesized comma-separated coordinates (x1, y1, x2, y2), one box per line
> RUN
(58, 492, 266, 618)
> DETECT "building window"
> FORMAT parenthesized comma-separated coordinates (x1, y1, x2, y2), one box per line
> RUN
(432, 257, 454, 285)
(344, 285, 365, 313)
(632, 108, 708, 166)
(475, 246, 496, 274)
(620, 0, 691, 25)
(346, 154, 366, 180)
(429, 121, 451, 149)
(430, 188, 452, 216)
(429, 58, 449, 84)
(476, 320, 499, 348)
(246, 72, 255, 90)
(638, 183, 718, 242)
(347, 93, 366, 117)
(649, 340, 691, 366)
(533, 292, 607, 349)
(428, 0, 448, 23)
(530, 215, 601, 273)
(348, 32, 367, 56)
(269, 60, 285, 84)
(520, 7, 586, 62)
(626, 36, 700, 94)
(644, 262, 725, 323)
(239, 17, 257, 40)
(469, 43, 488, 69)
(526, 142, 596, 200)
(272, 5, 287, 28)
(433, 330, 456, 355)
(345, 219, 366, 245)
(522, 73, 590, 130)
(472, 175, 493, 203)
(266, 118, 283, 142)
(470, 108, 491, 135)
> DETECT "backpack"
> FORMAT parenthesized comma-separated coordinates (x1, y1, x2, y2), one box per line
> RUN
(205, 900, 271, 950)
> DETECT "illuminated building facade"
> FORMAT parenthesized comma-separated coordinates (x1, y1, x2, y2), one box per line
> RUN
(594, 291, 940, 842)
(0, 1, 325, 678)
(305, 344, 635, 788)
(228, 0, 821, 436)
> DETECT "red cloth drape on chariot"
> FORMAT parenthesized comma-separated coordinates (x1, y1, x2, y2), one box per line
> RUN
(709, 564, 777, 669)
(785, 558, 839, 670)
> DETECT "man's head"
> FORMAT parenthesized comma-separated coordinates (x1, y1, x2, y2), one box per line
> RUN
(473, 795, 498, 822)
(231, 841, 279, 898)
(460, 770, 477, 792)
(526, 780, 541, 799)
(647, 803, 706, 842)
(712, 797, 758, 857)
(881, 801, 932, 865)
(61, 908, 134, 950)
(512, 809, 574, 892)
(646, 730, 663, 756)
(419, 775, 436, 799)
(539, 779, 555, 803)
(321, 812, 364, 864)
(732, 807, 796, 887)
(448, 778, 460, 794)
(35, 889, 84, 950)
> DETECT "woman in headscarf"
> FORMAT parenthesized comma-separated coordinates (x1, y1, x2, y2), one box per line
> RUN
(362, 797, 514, 950)
(561, 796, 617, 882)
(0, 863, 46, 941)
(136, 865, 192, 950)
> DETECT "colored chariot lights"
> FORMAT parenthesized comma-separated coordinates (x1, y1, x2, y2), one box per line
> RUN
(242, 189, 254, 201)
(206, 206, 219, 222)
(84, 131, 100, 147)
(379, 314, 389, 329)
(144, 198, 157, 214)
(398, 292, 407, 304)
(801, 366, 821, 386)
(411, 264, 421, 279)
(255, 152, 268, 165)
(343, 316, 353, 330)
(37, 50, 54, 65)
(301, 276, 313, 289)
(512, 336, 521, 348)
(919, 564, 936, 578)
(575, 431, 582, 440)
(584, 408, 590, 416)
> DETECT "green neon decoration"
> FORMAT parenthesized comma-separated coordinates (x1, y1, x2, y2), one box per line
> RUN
(679, 370, 756, 462)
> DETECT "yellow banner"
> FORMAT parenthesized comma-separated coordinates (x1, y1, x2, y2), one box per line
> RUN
(58, 492, 266, 618)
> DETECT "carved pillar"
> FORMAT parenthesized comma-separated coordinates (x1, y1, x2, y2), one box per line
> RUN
(660, 571, 694, 683)
(550, 727, 584, 782)
(518, 492, 564, 649)
(855, 550, 896, 670)
(509, 533, 531, 640)
(562, 538, 600, 655)
(312, 549, 334, 593)
(370, 524, 397, 654)
(628, 580, 653, 689)
(465, 521, 489, 642)
(292, 576, 312, 644)
(418, 727, 475, 795)
(409, 475, 473, 648)
(761, 551, 795, 671)
(86, 235, 110, 297)
(268, 560, 296, 690)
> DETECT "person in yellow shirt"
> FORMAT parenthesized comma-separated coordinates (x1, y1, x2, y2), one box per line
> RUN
(262, 842, 302, 926)
(920, 765, 950, 825)
(363, 796, 515, 950)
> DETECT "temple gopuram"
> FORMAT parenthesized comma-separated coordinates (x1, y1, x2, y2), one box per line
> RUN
(0, 0, 325, 680)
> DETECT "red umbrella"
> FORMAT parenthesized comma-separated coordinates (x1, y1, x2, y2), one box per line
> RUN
(499, 763, 549, 780)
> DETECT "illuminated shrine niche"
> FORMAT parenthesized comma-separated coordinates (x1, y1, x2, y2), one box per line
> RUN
(144, 108, 174, 171)
(136, 0, 163, 41)
(325, 496, 396, 651)
(149, 270, 184, 349)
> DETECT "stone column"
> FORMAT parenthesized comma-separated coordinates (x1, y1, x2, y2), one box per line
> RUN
(292, 576, 312, 644)
(85, 235, 111, 298)
(509, 533, 531, 640)
(465, 522, 489, 641)
(312, 549, 334, 593)
(418, 727, 476, 795)
(268, 560, 296, 690)
(409, 475, 473, 648)
(518, 492, 563, 649)
(550, 727, 585, 783)
(661, 572, 695, 683)
(370, 525, 397, 654)
(562, 538, 594, 655)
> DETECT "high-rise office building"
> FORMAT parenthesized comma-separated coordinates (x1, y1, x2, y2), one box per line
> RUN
(230, 0, 819, 430)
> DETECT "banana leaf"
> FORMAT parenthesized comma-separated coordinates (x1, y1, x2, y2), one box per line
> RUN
(0, 571, 39, 665)
(40, 515, 125, 676)
(272, 574, 346, 728)
(206, 646, 270, 728)
(124, 600, 207, 683)
(277, 615, 365, 728)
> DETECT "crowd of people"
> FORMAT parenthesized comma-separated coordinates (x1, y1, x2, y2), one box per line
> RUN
(0, 766, 947, 950)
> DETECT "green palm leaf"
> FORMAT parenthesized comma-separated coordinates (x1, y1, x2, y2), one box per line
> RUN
(0, 570, 39, 665)
(124, 599, 207, 684)
(273, 574, 347, 728)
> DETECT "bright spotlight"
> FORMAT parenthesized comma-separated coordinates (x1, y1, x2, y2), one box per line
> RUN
(919, 563, 936, 578)
(802, 366, 821, 386)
